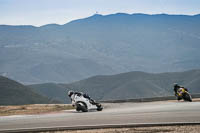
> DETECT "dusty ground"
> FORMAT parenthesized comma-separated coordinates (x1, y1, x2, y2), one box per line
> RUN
(0, 104, 74, 116)
(42, 125, 200, 133)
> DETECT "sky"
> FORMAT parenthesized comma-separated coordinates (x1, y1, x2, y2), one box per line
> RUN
(0, 0, 200, 26)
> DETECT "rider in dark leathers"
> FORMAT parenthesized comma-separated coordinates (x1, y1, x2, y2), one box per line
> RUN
(173, 83, 188, 100)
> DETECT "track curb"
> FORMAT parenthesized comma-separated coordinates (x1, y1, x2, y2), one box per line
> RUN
(1, 122, 200, 133)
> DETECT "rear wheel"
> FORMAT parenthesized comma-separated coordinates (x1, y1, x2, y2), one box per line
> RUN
(183, 93, 192, 102)
(96, 104, 103, 111)
(97, 107, 103, 111)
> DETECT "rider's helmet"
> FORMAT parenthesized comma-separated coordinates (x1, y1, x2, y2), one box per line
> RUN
(174, 83, 181, 90)
(174, 83, 179, 87)
(68, 90, 74, 97)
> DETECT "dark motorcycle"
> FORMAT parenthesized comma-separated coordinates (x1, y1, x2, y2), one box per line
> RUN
(176, 88, 192, 102)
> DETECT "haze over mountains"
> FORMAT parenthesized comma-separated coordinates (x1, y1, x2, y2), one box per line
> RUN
(1, 13, 200, 83)
(29, 69, 200, 103)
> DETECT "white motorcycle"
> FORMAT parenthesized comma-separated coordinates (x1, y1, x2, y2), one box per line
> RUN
(68, 91, 103, 112)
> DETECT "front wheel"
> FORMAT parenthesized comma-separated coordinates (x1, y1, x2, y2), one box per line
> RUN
(76, 102, 88, 112)
(76, 107, 81, 111)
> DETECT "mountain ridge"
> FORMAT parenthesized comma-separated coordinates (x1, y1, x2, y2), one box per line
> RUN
(1, 13, 200, 27)
(1, 13, 200, 83)
(29, 69, 200, 103)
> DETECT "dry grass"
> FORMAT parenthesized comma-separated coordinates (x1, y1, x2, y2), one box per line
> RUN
(42, 125, 200, 133)
(0, 104, 74, 116)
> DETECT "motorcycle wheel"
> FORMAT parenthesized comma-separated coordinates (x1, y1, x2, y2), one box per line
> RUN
(76, 107, 81, 111)
(96, 104, 103, 111)
(97, 107, 103, 111)
(76, 102, 88, 112)
(183, 93, 192, 102)
(177, 96, 182, 101)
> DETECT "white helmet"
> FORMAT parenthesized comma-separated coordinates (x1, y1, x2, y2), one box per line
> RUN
(68, 90, 74, 97)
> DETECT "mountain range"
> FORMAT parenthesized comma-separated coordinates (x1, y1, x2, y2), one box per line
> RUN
(0, 76, 58, 105)
(1, 13, 200, 83)
(29, 69, 200, 103)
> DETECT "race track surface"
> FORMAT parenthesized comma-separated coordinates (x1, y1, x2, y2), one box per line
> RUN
(0, 101, 200, 131)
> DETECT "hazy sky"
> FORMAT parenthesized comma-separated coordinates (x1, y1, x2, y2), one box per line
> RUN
(0, 0, 200, 26)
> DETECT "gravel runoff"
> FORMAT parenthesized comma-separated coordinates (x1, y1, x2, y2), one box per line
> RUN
(41, 125, 200, 133)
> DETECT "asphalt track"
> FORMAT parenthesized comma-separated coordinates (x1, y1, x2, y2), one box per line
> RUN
(0, 101, 200, 132)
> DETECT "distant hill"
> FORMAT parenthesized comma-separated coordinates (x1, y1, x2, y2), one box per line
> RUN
(29, 83, 67, 103)
(29, 69, 200, 103)
(1, 13, 200, 83)
(0, 76, 58, 105)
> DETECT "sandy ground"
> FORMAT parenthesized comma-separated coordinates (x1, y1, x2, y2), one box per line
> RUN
(0, 104, 74, 116)
(42, 125, 200, 133)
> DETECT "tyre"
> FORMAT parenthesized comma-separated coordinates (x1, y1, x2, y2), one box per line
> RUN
(80, 105, 88, 112)
(76, 102, 88, 112)
(97, 107, 103, 111)
(76, 107, 81, 111)
(177, 96, 182, 101)
(183, 93, 192, 102)
(96, 104, 103, 111)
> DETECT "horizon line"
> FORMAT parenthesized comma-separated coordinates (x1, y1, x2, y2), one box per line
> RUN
(1, 12, 200, 27)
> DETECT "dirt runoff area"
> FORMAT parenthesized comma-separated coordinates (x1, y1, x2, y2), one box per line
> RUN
(0, 104, 74, 116)
(42, 125, 200, 133)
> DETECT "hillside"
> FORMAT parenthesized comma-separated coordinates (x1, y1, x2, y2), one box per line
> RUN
(0, 76, 58, 105)
(1, 13, 200, 83)
(29, 83, 67, 103)
(29, 69, 200, 103)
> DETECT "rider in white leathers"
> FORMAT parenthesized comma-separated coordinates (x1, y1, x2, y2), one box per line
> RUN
(68, 90, 96, 105)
